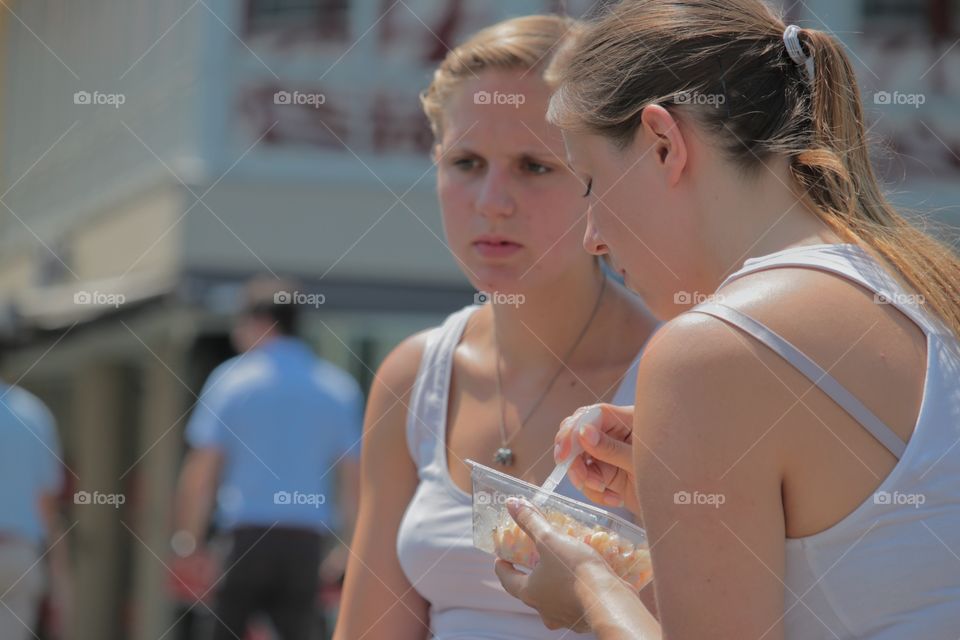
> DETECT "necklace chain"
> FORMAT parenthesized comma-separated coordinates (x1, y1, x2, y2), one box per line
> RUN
(492, 275, 607, 466)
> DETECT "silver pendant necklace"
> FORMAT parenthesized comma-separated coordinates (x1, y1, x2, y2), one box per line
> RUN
(492, 275, 607, 467)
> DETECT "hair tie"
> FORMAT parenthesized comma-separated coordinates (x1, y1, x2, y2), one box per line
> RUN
(783, 25, 814, 81)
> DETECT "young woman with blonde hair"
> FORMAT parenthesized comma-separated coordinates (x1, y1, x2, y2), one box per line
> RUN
(496, 1, 960, 638)
(334, 14, 659, 640)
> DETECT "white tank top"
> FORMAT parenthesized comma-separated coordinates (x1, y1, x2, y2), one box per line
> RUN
(692, 243, 960, 639)
(397, 304, 649, 639)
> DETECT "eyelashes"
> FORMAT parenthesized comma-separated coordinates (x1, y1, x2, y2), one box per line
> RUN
(582, 178, 593, 198)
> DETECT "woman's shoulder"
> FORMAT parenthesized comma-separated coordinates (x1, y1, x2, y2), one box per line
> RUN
(637, 264, 898, 399)
(633, 264, 925, 473)
(374, 329, 434, 399)
(378, 305, 481, 384)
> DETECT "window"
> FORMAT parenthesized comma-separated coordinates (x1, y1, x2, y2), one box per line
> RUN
(245, 0, 351, 41)
(863, 0, 958, 39)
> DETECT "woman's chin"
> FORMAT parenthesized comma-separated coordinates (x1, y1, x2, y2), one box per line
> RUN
(465, 266, 527, 296)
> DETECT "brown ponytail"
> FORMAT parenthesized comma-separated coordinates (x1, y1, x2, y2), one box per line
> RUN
(794, 28, 960, 336)
(548, 0, 960, 338)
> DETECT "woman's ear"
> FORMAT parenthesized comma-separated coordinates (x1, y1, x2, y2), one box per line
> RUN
(637, 105, 687, 186)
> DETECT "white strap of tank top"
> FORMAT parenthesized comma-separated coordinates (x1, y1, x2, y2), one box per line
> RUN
(691, 302, 907, 460)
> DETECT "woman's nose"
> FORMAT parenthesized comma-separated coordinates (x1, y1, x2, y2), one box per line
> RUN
(476, 170, 516, 219)
(583, 209, 608, 255)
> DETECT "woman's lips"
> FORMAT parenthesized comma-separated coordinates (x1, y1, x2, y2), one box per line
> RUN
(473, 239, 523, 258)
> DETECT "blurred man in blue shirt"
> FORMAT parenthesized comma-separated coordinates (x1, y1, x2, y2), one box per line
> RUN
(0, 383, 67, 640)
(172, 278, 363, 640)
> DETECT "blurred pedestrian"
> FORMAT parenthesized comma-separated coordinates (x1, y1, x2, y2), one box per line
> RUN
(0, 381, 69, 640)
(172, 277, 363, 640)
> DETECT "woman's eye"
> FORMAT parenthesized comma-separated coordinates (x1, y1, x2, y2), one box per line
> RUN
(582, 178, 593, 198)
(524, 160, 550, 175)
(452, 157, 480, 171)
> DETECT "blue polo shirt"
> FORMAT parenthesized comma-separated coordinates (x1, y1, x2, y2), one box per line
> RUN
(0, 384, 63, 543)
(185, 337, 364, 533)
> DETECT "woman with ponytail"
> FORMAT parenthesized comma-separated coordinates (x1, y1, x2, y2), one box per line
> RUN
(494, 1, 960, 638)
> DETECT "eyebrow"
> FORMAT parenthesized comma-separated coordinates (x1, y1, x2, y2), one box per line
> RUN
(443, 144, 561, 162)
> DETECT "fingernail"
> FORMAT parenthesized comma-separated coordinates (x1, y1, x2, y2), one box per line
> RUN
(580, 423, 601, 446)
(553, 443, 562, 461)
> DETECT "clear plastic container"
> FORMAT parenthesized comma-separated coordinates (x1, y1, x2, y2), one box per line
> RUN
(468, 459, 653, 591)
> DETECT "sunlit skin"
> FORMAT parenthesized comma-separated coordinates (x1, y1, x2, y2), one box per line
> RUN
(497, 103, 928, 639)
(433, 68, 658, 502)
(436, 69, 595, 297)
(334, 67, 659, 640)
(565, 105, 840, 319)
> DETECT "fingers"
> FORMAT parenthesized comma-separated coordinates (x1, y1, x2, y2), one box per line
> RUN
(554, 414, 579, 462)
(507, 497, 553, 545)
(494, 558, 528, 600)
(602, 403, 635, 430)
(577, 409, 633, 472)
(556, 404, 634, 459)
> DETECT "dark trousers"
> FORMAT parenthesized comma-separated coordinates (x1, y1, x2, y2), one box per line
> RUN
(211, 526, 324, 640)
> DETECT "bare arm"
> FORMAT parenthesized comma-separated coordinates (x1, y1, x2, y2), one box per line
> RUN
(337, 457, 360, 539)
(629, 314, 789, 640)
(334, 333, 431, 640)
(39, 492, 71, 638)
(173, 447, 223, 548)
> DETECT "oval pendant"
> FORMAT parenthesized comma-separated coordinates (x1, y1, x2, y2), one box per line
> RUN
(494, 447, 514, 467)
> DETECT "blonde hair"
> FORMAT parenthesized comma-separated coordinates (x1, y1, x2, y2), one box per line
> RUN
(548, 0, 960, 338)
(421, 14, 581, 140)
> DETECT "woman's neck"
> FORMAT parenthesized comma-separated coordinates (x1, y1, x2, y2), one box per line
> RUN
(701, 159, 846, 286)
(485, 265, 609, 375)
